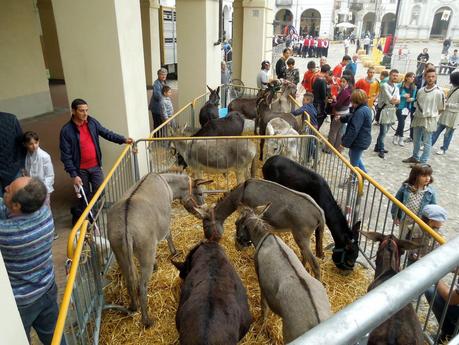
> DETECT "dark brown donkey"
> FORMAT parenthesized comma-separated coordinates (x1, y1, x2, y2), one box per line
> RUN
(172, 241, 252, 345)
(363, 231, 424, 345)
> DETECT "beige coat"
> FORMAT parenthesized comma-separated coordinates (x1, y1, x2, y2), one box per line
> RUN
(438, 86, 459, 128)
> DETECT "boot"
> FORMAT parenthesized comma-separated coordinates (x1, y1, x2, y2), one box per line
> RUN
(392, 135, 399, 145)
(398, 136, 405, 146)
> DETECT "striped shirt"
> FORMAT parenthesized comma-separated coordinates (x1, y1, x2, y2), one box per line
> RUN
(0, 199, 55, 306)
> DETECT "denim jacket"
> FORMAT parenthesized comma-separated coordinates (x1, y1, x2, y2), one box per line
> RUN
(391, 183, 436, 221)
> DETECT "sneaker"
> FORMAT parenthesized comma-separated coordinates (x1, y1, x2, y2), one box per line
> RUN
(402, 157, 420, 164)
(378, 151, 385, 159)
(436, 149, 446, 155)
(54, 233, 59, 240)
(392, 136, 399, 145)
(398, 137, 405, 146)
(404, 137, 413, 143)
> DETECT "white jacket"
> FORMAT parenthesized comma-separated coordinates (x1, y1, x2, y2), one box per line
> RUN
(25, 147, 55, 193)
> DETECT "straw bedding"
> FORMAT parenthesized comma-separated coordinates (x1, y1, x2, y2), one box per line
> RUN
(99, 169, 373, 345)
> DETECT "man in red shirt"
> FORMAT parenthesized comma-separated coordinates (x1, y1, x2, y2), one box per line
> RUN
(60, 98, 133, 224)
(333, 55, 351, 78)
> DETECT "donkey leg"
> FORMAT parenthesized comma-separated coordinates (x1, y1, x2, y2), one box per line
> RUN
(137, 245, 157, 327)
(260, 291, 270, 322)
(292, 229, 321, 281)
(166, 233, 177, 256)
(112, 244, 138, 312)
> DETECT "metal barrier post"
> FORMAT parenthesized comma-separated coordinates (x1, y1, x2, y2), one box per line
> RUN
(288, 235, 459, 345)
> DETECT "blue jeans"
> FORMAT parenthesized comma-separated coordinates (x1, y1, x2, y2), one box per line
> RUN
(431, 123, 455, 152)
(349, 148, 367, 173)
(74, 166, 105, 224)
(17, 282, 66, 345)
(425, 285, 459, 341)
(395, 109, 407, 137)
(412, 127, 433, 163)
(375, 124, 390, 152)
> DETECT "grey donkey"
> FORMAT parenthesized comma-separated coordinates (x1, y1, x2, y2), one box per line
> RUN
(235, 205, 333, 343)
(107, 173, 212, 327)
(193, 179, 325, 279)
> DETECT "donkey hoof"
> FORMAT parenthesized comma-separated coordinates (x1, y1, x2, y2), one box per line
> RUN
(142, 318, 154, 328)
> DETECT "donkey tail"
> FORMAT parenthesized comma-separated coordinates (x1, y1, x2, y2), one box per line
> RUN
(315, 217, 325, 259)
(250, 154, 257, 178)
(123, 206, 138, 310)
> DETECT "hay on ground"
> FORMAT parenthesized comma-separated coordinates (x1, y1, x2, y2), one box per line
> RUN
(99, 168, 373, 345)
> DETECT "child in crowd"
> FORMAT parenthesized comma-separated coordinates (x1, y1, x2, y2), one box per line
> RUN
(285, 58, 300, 85)
(22, 131, 54, 204)
(160, 85, 176, 128)
(391, 164, 436, 241)
(292, 92, 318, 129)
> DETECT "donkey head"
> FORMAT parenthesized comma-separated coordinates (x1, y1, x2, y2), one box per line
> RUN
(181, 178, 213, 215)
(235, 204, 271, 251)
(362, 231, 423, 278)
(192, 204, 224, 241)
(332, 221, 361, 270)
(207, 85, 220, 106)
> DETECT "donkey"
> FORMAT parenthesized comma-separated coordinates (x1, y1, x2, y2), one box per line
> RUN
(235, 205, 332, 343)
(262, 155, 361, 271)
(265, 118, 300, 162)
(193, 178, 325, 279)
(192, 111, 245, 137)
(227, 97, 257, 120)
(271, 81, 297, 113)
(199, 86, 220, 127)
(107, 173, 211, 327)
(256, 87, 301, 160)
(171, 128, 257, 184)
(172, 241, 252, 345)
(363, 231, 424, 345)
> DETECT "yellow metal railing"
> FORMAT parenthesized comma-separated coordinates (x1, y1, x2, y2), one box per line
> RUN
(52, 220, 89, 345)
(66, 144, 132, 259)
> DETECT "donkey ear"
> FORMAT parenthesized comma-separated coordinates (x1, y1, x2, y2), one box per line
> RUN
(171, 259, 185, 273)
(216, 86, 220, 94)
(254, 203, 271, 217)
(207, 85, 212, 93)
(194, 179, 213, 186)
(191, 204, 209, 219)
(396, 238, 425, 251)
(361, 231, 385, 243)
(352, 221, 362, 238)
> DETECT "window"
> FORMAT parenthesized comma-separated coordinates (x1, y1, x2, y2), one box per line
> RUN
(276, 0, 293, 5)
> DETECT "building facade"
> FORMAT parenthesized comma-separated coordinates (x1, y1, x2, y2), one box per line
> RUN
(273, 0, 335, 39)
(397, 0, 459, 40)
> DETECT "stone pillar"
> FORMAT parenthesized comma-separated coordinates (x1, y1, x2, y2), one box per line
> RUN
(140, 0, 161, 87)
(52, 0, 150, 174)
(176, 0, 220, 108)
(241, 0, 273, 88)
(0, 0, 53, 119)
(0, 253, 29, 345)
(37, 0, 64, 80)
(232, 0, 243, 80)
